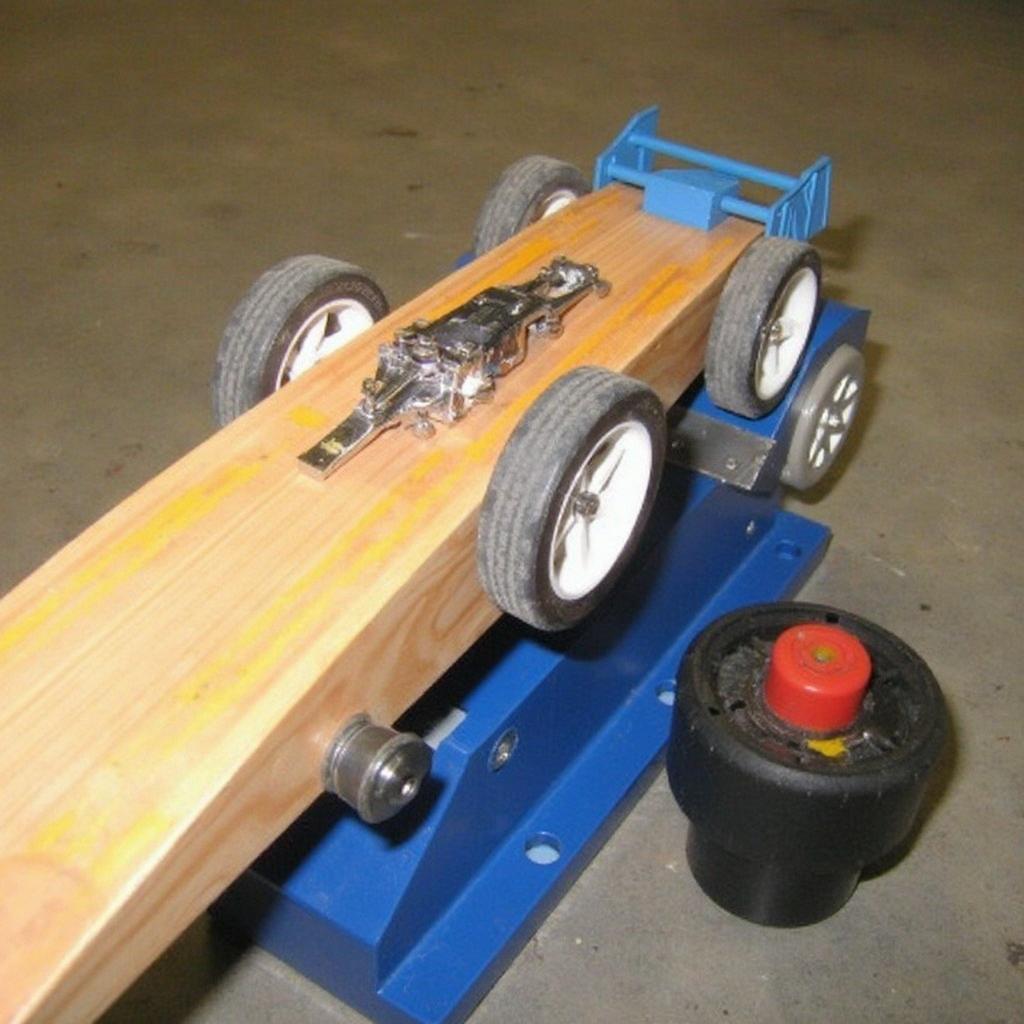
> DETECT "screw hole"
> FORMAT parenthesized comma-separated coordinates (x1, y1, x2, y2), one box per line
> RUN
(825, 612, 840, 623)
(524, 833, 562, 865)
(775, 540, 803, 561)
(728, 699, 747, 712)
(707, 706, 721, 716)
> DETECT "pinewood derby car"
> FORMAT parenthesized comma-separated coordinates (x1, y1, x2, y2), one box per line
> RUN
(212, 110, 834, 632)
(0, 109, 853, 1023)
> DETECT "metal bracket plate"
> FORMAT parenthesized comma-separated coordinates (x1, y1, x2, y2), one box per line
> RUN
(668, 409, 777, 490)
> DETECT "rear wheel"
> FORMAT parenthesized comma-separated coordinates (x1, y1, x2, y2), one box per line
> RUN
(705, 238, 821, 419)
(212, 255, 388, 426)
(472, 156, 590, 256)
(478, 367, 666, 631)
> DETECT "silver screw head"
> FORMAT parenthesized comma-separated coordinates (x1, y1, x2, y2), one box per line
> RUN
(572, 491, 600, 519)
(488, 728, 519, 772)
(411, 416, 436, 439)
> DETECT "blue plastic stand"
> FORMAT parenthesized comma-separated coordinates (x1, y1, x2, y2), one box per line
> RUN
(213, 303, 868, 1024)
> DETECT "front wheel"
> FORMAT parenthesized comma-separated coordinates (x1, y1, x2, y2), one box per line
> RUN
(478, 367, 666, 631)
(212, 255, 388, 426)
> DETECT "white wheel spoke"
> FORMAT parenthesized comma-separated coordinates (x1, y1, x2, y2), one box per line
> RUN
(288, 314, 328, 379)
(590, 445, 627, 495)
(553, 505, 578, 552)
(278, 299, 376, 386)
(587, 513, 624, 559)
(307, 312, 329, 348)
(593, 483, 636, 523)
(559, 519, 590, 581)
(548, 420, 654, 602)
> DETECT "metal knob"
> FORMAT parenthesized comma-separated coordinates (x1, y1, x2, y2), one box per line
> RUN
(322, 715, 433, 824)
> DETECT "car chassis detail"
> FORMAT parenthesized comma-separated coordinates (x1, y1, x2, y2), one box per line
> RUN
(298, 257, 609, 479)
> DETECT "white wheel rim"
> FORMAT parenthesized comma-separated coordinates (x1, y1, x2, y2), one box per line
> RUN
(782, 344, 865, 490)
(276, 298, 375, 387)
(754, 265, 818, 401)
(537, 188, 579, 220)
(548, 421, 653, 601)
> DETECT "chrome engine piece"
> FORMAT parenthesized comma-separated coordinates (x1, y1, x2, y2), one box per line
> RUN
(298, 257, 609, 479)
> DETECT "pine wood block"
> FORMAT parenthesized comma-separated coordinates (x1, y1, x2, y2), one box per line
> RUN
(0, 183, 760, 1023)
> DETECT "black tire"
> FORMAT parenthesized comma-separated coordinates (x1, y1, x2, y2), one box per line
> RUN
(212, 255, 388, 426)
(478, 367, 666, 631)
(704, 237, 821, 419)
(472, 155, 590, 257)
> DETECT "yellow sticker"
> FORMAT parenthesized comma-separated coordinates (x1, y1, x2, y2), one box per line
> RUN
(288, 405, 331, 430)
(806, 737, 847, 758)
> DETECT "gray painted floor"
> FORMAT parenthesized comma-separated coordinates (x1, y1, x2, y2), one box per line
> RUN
(2, 2, 1021, 1021)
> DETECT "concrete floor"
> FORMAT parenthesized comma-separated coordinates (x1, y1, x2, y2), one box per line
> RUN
(2, 1, 1022, 1021)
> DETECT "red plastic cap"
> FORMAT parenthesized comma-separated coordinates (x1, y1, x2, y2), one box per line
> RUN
(764, 623, 872, 733)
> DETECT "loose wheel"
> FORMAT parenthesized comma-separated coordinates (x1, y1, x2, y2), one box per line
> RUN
(781, 343, 865, 490)
(472, 155, 590, 256)
(478, 366, 666, 631)
(705, 237, 821, 418)
(212, 255, 388, 426)
(666, 602, 947, 926)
